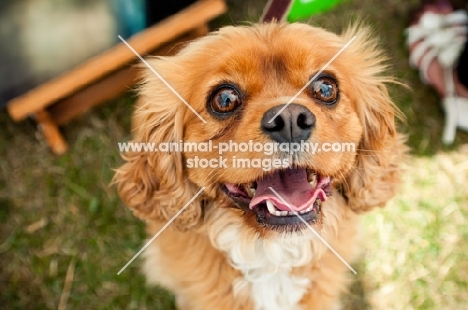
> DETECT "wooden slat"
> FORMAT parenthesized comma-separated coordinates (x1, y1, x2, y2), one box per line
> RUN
(7, 0, 226, 121)
(49, 25, 209, 125)
(50, 66, 137, 126)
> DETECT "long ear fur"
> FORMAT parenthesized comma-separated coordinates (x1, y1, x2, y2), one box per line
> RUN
(340, 25, 407, 212)
(113, 58, 202, 229)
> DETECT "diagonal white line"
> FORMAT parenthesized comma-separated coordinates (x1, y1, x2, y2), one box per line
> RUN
(118, 35, 207, 123)
(268, 187, 357, 274)
(268, 35, 357, 123)
(117, 187, 206, 275)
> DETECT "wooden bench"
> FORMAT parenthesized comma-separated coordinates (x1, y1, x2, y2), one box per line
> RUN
(7, 0, 226, 154)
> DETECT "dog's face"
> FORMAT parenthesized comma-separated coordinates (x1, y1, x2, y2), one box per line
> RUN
(180, 25, 364, 231)
(116, 23, 402, 235)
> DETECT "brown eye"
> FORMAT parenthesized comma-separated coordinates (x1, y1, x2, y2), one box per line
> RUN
(311, 76, 339, 105)
(209, 86, 241, 114)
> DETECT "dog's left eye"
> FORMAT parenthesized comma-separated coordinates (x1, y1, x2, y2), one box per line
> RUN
(311, 76, 339, 105)
(209, 86, 241, 114)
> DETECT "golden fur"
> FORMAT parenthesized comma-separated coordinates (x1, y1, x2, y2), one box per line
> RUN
(114, 22, 407, 309)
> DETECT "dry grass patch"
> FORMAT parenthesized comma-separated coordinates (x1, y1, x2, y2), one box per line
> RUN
(359, 149, 468, 309)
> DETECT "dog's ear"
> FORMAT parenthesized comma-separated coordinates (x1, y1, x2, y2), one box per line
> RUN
(340, 25, 407, 212)
(113, 58, 202, 229)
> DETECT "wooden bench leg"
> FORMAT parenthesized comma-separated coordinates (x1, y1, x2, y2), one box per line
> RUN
(33, 110, 68, 155)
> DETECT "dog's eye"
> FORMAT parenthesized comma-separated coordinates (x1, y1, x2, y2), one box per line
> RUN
(210, 86, 241, 114)
(311, 76, 338, 105)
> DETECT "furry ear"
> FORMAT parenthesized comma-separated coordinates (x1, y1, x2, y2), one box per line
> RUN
(340, 25, 407, 212)
(113, 58, 202, 229)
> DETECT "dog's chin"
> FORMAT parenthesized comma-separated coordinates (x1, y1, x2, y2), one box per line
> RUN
(220, 167, 333, 232)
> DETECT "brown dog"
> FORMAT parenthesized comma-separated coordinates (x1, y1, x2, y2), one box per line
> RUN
(114, 22, 406, 310)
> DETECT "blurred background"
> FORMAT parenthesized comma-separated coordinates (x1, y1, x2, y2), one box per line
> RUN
(0, 0, 467, 309)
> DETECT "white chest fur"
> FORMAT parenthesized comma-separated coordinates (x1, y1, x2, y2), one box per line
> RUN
(208, 214, 314, 310)
(233, 267, 310, 310)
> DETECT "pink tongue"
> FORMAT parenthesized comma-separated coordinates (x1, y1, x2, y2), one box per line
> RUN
(249, 169, 327, 212)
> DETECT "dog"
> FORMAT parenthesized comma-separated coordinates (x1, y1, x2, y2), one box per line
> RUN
(114, 22, 406, 310)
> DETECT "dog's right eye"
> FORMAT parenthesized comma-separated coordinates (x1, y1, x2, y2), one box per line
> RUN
(209, 86, 242, 115)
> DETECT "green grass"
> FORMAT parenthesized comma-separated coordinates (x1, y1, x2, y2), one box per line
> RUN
(0, 95, 176, 310)
(1, 0, 468, 309)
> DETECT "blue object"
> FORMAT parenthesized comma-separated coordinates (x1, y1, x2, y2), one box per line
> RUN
(112, 0, 146, 39)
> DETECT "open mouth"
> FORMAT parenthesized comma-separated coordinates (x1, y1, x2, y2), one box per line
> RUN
(221, 168, 332, 229)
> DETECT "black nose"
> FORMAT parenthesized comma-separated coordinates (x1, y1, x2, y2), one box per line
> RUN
(261, 104, 316, 143)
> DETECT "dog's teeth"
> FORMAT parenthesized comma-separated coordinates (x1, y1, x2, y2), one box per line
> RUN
(266, 200, 306, 216)
(316, 199, 322, 206)
(266, 200, 277, 214)
(247, 187, 256, 197)
(250, 188, 256, 196)
(308, 174, 317, 188)
(297, 205, 315, 215)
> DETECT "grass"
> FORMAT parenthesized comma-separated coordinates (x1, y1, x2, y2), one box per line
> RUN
(361, 153, 468, 309)
(1, 0, 468, 309)
(0, 97, 176, 309)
